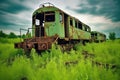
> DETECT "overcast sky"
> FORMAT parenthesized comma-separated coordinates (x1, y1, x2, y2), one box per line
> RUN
(0, 0, 120, 38)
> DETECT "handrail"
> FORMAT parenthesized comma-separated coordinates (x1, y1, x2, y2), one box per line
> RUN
(20, 28, 34, 41)
(19, 27, 43, 41)
(20, 28, 28, 41)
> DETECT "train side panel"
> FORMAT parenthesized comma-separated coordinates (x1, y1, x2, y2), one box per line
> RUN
(91, 31, 106, 42)
(68, 17, 91, 41)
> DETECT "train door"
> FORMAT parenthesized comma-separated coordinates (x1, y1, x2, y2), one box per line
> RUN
(35, 13, 45, 37)
(64, 14, 69, 38)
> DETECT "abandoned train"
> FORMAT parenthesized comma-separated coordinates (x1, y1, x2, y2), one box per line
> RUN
(15, 3, 106, 53)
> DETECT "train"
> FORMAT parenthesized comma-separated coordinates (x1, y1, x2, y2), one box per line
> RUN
(91, 31, 106, 42)
(14, 3, 106, 53)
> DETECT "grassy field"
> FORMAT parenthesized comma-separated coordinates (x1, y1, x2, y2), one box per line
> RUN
(0, 38, 120, 80)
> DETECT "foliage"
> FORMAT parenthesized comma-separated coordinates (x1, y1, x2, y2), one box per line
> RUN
(21, 33, 32, 39)
(0, 38, 120, 80)
(8, 32, 17, 38)
(0, 30, 18, 38)
(109, 32, 116, 40)
(0, 30, 8, 38)
(0, 30, 31, 39)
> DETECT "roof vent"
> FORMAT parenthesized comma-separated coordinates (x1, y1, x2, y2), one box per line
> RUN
(39, 2, 54, 8)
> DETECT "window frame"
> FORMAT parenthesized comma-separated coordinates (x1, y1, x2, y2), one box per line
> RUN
(45, 11, 55, 22)
(70, 18, 73, 26)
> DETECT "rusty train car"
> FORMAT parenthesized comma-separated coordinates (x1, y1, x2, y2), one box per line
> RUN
(15, 3, 106, 53)
(91, 31, 106, 42)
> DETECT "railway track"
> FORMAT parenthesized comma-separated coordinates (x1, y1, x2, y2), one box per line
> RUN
(64, 50, 117, 69)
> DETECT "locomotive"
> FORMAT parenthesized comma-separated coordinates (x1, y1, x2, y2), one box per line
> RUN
(15, 3, 106, 53)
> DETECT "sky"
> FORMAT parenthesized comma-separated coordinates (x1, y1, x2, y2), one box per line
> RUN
(0, 0, 120, 38)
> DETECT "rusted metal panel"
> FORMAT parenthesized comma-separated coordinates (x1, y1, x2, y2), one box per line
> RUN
(15, 35, 58, 51)
(68, 18, 91, 40)
(32, 8, 65, 38)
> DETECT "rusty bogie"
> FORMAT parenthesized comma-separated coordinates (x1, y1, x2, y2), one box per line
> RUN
(15, 35, 58, 53)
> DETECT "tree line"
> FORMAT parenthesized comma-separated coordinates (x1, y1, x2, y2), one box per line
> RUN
(0, 30, 17, 38)
(0, 30, 31, 38)
(0, 30, 116, 40)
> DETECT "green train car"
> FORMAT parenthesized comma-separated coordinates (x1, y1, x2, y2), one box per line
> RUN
(91, 31, 106, 42)
(32, 3, 91, 42)
(14, 3, 105, 53)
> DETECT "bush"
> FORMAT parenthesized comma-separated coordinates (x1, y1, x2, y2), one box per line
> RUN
(109, 32, 116, 40)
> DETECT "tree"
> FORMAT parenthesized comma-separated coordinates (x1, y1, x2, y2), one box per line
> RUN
(109, 32, 116, 40)
(8, 32, 17, 38)
(0, 30, 7, 38)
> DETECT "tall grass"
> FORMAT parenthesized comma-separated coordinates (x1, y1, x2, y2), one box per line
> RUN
(75, 40, 120, 65)
(0, 38, 119, 80)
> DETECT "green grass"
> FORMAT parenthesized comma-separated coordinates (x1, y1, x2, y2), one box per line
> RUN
(0, 38, 120, 80)
(75, 40, 120, 65)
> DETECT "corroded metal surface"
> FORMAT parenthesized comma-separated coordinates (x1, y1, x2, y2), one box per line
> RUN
(91, 31, 106, 42)
(15, 35, 58, 51)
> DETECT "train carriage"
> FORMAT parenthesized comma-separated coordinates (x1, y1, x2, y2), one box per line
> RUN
(91, 31, 106, 42)
(32, 3, 91, 41)
(14, 3, 105, 53)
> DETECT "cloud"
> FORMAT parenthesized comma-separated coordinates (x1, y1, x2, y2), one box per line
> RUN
(0, 10, 31, 30)
(63, 0, 120, 38)
(0, 0, 31, 14)
(69, 0, 120, 22)
(0, 0, 120, 38)
(0, 0, 34, 34)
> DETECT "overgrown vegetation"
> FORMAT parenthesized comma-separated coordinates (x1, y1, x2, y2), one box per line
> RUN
(0, 30, 31, 38)
(109, 32, 116, 40)
(0, 38, 120, 80)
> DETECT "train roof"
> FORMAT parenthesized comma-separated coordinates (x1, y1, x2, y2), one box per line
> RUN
(33, 2, 90, 28)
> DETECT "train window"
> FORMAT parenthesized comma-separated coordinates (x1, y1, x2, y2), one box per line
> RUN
(95, 33, 97, 36)
(104, 35, 106, 37)
(84, 27, 87, 31)
(70, 18, 73, 26)
(60, 13, 63, 22)
(91, 33, 94, 37)
(35, 19, 40, 25)
(75, 20, 77, 28)
(87, 27, 90, 32)
(86, 28, 88, 31)
(78, 22, 82, 29)
(45, 12, 55, 22)
(32, 16, 35, 25)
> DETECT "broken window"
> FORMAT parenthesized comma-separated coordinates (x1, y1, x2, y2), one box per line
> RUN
(60, 13, 63, 22)
(45, 11, 55, 22)
(87, 27, 90, 32)
(32, 16, 35, 25)
(70, 18, 73, 26)
(95, 33, 97, 36)
(78, 22, 82, 29)
(75, 20, 77, 28)
(91, 33, 94, 37)
(35, 19, 40, 25)
(84, 27, 87, 31)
